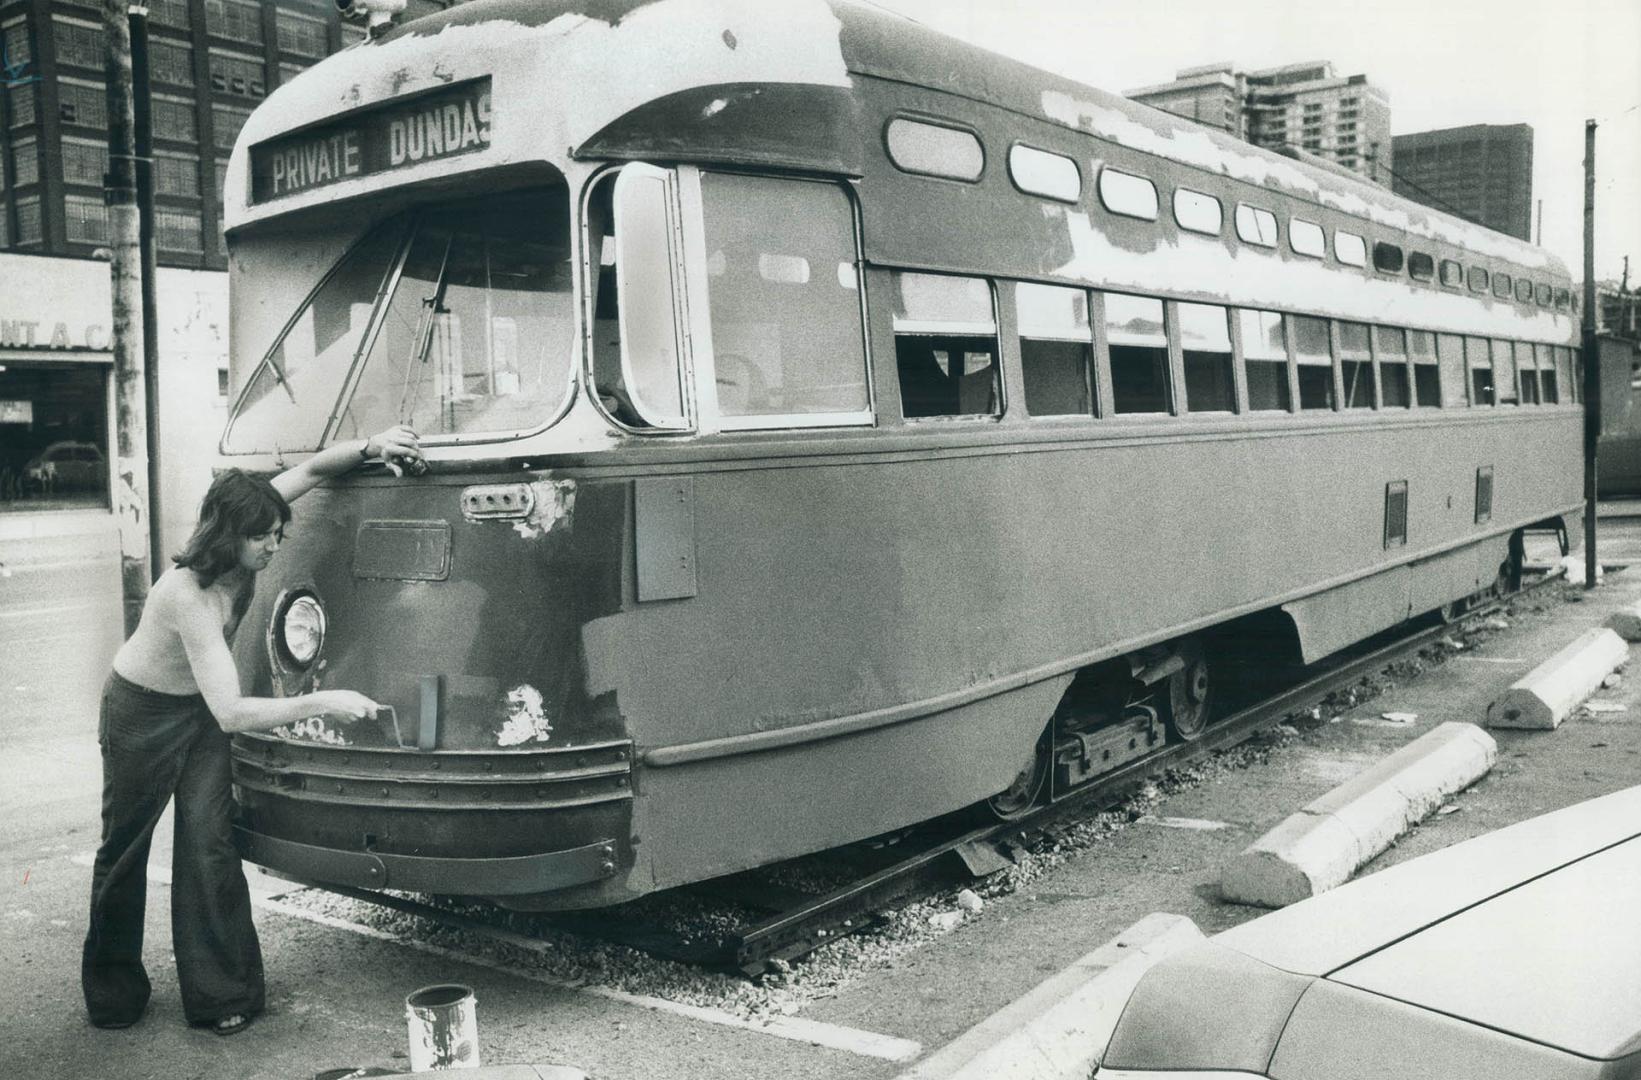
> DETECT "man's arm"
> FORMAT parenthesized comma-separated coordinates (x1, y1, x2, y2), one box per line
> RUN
(172, 586, 375, 733)
(272, 424, 422, 504)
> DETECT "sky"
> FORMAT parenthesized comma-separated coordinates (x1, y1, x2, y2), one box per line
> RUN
(868, 0, 1641, 286)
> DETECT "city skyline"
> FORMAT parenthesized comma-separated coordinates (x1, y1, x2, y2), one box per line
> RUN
(873, 0, 1640, 284)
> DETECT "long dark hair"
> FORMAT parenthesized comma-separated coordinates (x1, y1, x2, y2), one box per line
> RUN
(173, 469, 291, 588)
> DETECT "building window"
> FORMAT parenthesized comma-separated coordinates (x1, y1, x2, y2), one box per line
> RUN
(156, 209, 204, 252)
(892, 272, 999, 419)
(155, 151, 201, 197)
(60, 137, 105, 186)
(15, 195, 42, 243)
(1105, 293, 1169, 414)
(153, 95, 199, 142)
(1097, 166, 1159, 221)
(205, 0, 266, 45)
(278, 61, 309, 86)
(11, 136, 39, 186)
(885, 118, 984, 182)
(1234, 204, 1278, 247)
(1173, 188, 1222, 235)
(149, 0, 192, 29)
(1289, 219, 1326, 258)
(1017, 282, 1093, 417)
(698, 173, 868, 423)
(1288, 314, 1331, 411)
(214, 158, 230, 204)
(212, 103, 253, 151)
(7, 82, 37, 128)
(65, 193, 109, 243)
(52, 19, 102, 70)
(149, 38, 197, 88)
(275, 9, 327, 58)
(2, 19, 33, 68)
(209, 48, 266, 99)
(58, 79, 108, 129)
(1339, 321, 1375, 408)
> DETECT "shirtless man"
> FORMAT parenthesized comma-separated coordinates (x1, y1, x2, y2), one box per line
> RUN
(82, 424, 422, 1036)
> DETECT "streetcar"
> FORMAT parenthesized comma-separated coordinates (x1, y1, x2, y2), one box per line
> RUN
(220, 0, 1583, 910)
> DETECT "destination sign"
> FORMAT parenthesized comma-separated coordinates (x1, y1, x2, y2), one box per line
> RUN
(250, 78, 492, 204)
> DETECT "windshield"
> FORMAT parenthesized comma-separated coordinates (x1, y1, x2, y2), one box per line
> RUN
(224, 185, 574, 453)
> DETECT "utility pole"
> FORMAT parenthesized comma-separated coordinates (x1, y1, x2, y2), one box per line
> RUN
(1582, 119, 1599, 591)
(130, 3, 162, 579)
(103, 0, 149, 634)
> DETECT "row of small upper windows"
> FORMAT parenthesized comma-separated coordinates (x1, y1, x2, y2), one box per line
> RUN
(891, 272, 1578, 423)
(884, 116, 1575, 315)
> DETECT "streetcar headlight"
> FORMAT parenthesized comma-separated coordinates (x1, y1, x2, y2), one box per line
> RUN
(278, 594, 327, 667)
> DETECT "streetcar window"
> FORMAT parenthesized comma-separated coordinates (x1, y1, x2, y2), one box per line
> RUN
(1339, 322, 1375, 408)
(1410, 330, 1440, 407)
(885, 118, 984, 182)
(1097, 167, 1159, 221)
(1335, 231, 1367, 268)
(1468, 266, 1490, 293)
(224, 222, 408, 453)
(1515, 342, 1539, 404)
(1292, 315, 1333, 411)
(1554, 288, 1571, 311)
(335, 186, 580, 439)
(1561, 347, 1578, 404)
(892, 272, 999, 419)
(1240, 309, 1291, 411)
(1234, 204, 1277, 247)
(1008, 144, 1080, 204)
(1178, 302, 1234, 413)
(1289, 219, 1325, 259)
(1491, 339, 1517, 404)
(1439, 259, 1464, 288)
(1372, 242, 1404, 275)
(1173, 188, 1222, 235)
(1374, 326, 1410, 408)
(1535, 282, 1554, 307)
(1466, 336, 1494, 405)
(1016, 282, 1093, 417)
(1436, 333, 1468, 408)
(1103, 293, 1169, 414)
(699, 173, 868, 424)
(1407, 252, 1435, 282)
(1537, 343, 1559, 403)
(1514, 277, 1534, 303)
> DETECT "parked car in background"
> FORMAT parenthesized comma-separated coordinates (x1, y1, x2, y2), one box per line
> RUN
(1094, 784, 1641, 1079)
(23, 441, 106, 494)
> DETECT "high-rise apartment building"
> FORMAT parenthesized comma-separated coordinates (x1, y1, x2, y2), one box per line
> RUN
(1391, 124, 1533, 241)
(1128, 61, 1392, 186)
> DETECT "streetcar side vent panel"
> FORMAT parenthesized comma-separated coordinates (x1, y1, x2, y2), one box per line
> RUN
(1384, 481, 1408, 548)
(1476, 466, 1494, 524)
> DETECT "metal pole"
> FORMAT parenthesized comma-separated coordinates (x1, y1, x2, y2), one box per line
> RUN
(1582, 119, 1599, 591)
(130, 3, 162, 580)
(102, 0, 149, 634)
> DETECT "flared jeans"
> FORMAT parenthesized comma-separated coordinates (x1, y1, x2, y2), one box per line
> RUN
(81, 670, 265, 1027)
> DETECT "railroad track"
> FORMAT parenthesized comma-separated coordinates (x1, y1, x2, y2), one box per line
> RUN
(306, 571, 1569, 978)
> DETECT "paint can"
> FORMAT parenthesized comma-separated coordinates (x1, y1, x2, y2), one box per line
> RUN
(405, 983, 480, 1071)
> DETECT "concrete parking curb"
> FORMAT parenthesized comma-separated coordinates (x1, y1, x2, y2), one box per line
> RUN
(893, 912, 1203, 1080)
(1220, 721, 1497, 908)
(1486, 627, 1629, 729)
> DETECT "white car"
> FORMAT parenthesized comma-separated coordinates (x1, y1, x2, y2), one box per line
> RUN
(1095, 785, 1641, 1079)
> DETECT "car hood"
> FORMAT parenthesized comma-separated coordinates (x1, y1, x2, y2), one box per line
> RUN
(1329, 834, 1641, 1060)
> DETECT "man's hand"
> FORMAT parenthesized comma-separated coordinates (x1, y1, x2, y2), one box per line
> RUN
(311, 689, 380, 720)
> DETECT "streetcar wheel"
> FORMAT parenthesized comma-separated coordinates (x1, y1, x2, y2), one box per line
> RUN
(1164, 638, 1212, 742)
(985, 730, 1050, 821)
(1438, 597, 1466, 624)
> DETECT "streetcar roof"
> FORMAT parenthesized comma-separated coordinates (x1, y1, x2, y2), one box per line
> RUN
(227, 0, 1566, 284)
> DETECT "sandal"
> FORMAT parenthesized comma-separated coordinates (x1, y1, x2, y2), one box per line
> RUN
(212, 1013, 252, 1037)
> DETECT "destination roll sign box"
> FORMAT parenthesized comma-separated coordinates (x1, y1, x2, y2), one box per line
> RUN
(251, 78, 492, 204)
